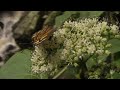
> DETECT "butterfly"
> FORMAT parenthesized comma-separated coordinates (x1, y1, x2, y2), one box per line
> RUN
(32, 25, 55, 46)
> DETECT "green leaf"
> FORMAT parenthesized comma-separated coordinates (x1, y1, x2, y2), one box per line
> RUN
(108, 39, 120, 53)
(86, 54, 108, 71)
(0, 49, 32, 79)
(78, 11, 103, 18)
(56, 65, 78, 79)
(55, 11, 103, 28)
(55, 11, 77, 27)
(112, 72, 120, 79)
(86, 58, 97, 70)
(111, 51, 120, 68)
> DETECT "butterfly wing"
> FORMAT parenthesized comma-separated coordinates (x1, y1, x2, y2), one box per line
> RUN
(32, 25, 55, 46)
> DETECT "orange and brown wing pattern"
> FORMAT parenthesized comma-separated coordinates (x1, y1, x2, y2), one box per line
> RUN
(32, 25, 55, 46)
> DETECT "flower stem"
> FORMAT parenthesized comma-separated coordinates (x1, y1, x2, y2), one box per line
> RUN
(52, 64, 69, 79)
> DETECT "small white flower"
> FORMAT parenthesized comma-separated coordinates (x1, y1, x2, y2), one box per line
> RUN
(111, 25, 119, 33)
(110, 70, 115, 75)
(96, 49, 104, 55)
(40, 65, 47, 72)
(105, 44, 112, 48)
(105, 50, 111, 55)
(31, 65, 39, 73)
(115, 35, 120, 39)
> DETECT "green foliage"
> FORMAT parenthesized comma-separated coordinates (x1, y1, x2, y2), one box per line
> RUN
(55, 11, 103, 28)
(55, 11, 77, 28)
(0, 49, 32, 79)
(108, 39, 120, 53)
(55, 65, 78, 79)
(86, 58, 97, 70)
(78, 11, 103, 18)
(110, 51, 120, 72)
(112, 72, 120, 79)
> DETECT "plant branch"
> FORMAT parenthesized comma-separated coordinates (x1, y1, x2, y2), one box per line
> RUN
(52, 64, 69, 79)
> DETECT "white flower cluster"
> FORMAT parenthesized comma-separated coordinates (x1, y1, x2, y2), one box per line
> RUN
(31, 18, 120, 76)
(54, 18, 119, 62)
(31, 45, 54, 74)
